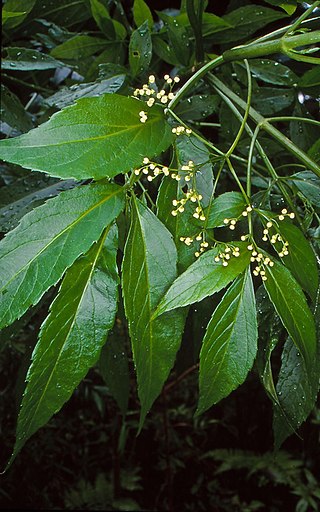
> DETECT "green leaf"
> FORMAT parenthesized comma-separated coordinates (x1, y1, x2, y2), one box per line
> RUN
(2, 0, 36, 28)
(308, 138, 320, 165)
(29, 0, 91, 27)
(215, 5, 287, 44)
(157, 177, 199, 272)
(0, 182, 125, 330)
(0, 95, 173, 180)
(273, 336, 319, 448)
(133, 0, 153, 29)
(50, 35, 109, 59)
(205, 192, 246, 228)
(155, 242, 251, 317)
(122, 197, 185, 427)
(298, 66, 320, 88)
(201, 12, 233, 36)
(197, 270, 257, 415)
(88, 0, 126, 40)
(129, 21, 152, 77)
(175, 134, 214, 207)
(276, 221, 318, 300)
(264, 260, 316, 368)
(0, 85, 33, 133)
(240, 59, 298, 86)
(44, 76, 125, 109)
(263, 0, 297, 15)
(291, 170, 320, 205)
(175, 94, 220, 121)
(251, 87, 294, 115)
(0, 175, 76, 232)
(99, 307, 130, 417)
(11, 224, 119, 462)
(2, 48, 64, 71)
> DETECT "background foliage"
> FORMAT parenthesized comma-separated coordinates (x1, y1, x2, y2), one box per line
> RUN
(0, 0, 320, 510)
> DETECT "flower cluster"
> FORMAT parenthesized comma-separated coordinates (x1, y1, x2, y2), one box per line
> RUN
(223, 205, 253, 230)
(171, 189, 205, 220)
(172, 125, 192, 136)
(133, 74, 180, 107)
(139, 110, 148, 123)
(214, 245, 241, 267)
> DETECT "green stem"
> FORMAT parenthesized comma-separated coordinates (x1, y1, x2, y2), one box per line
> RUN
(166, 107, 225, 157)
(208, 74, 320, 178)
(266, 116, 320, 127)
(214, 86, 307, 234)
(222, 30, 320, 62)
(168, 55, 224, 110)
(226, 158, 250, 203)
(285, 1, 320, 35)
(226, 59, 252, 158)
(186, 0, 204, 63)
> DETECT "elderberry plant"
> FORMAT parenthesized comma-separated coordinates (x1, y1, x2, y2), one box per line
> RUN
(0, 0, 320, 468)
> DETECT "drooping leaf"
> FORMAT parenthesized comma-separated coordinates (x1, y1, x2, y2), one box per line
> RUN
(155, 242, 251, 317)
(50, 35, 109, 59)
(89, 0, 118, 39)
(197, 270, 257, 415)
(2, 48, 64, 71)
(129, 21, 152, 77)
(2, 0, 36, 28)
(273, 335, 319, 448)
(133, 0, 153, 29)
(175, 94, 220, 121)
(276, 221, 318, 300)
(213, 5, 287, 44)
(290, 170, 320, 205)
(0, 182, 125, 329)
(298, 65, 320, 88)
(0, 95, 173, 180)
(44, 76, 126, 109)
(205, 192, 246, 228)
(308, 139, 320, 165)
(263, 260, 316, 368)
(11, 224, 119, 462)
(28, 0, 92, 27)
(99, 304, 130, 417)
(239, 59, 298, 86)
(0, 85, 33, 133)
(263, 0, 297, 15)
(122, 197, 185, 427)
(251, 87, 295, 115)
(0, 175, 76, 232)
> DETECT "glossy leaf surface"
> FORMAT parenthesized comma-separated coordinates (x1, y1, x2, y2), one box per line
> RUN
(122, 198, 185, 426)
(273, 335, 319, 448)
(0, 183, 125, 329)
(2, 48, 64, 71)
(12, 225, 119, 460)
(197, 270, 257, 415)
(129, 21, 152, 77)
(155, 242, 251, 316)
(276, 221, 318, 300)
(0, 95, 173, 180)
(205, 192, 246, 228)
(264, 260, 316, 367)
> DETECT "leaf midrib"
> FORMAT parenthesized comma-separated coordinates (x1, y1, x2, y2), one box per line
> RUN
(20, 226, 110, 442)
(0, 186, 122, 294)
(202, 273, 246, 403)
